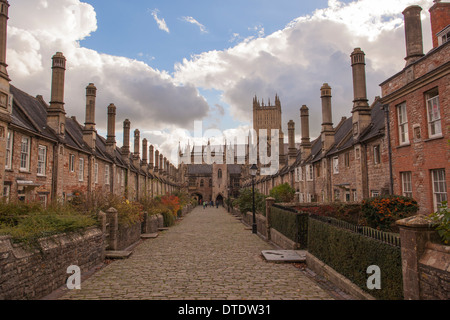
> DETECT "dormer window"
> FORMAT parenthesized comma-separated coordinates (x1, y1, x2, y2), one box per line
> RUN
(437, 25, 450, 46)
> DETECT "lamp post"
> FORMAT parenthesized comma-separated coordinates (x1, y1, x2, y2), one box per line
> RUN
(250, 163, 258, 234)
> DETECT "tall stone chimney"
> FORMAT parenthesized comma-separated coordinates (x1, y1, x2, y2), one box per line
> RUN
(154, 149, 159, 171)
(47, 52, 67, 136)
(160, 154, 164, 174)
(133, 129, 140, 158)
(0, 0, 10, 189)
(0, 0, 9, 82)
(351, 48, 371, 137)
(83, 83, 97, 151)
(288, 120, 296, 165)
(121, 119, 131, 159)
(429, 1, 450, 48)
(279, 131, 286, 167)
(142, 138, 148, 165)
(321, 83, 335, 152)
(403, 5, 425, 66)
(149, 145, 154, 169)
(106, 103, 116, 154)
(300, 105, 311, 158)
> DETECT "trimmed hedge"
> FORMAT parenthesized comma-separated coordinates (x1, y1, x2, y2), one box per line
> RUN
(270, 205, 308, 248)
(307, 217, 403, 300)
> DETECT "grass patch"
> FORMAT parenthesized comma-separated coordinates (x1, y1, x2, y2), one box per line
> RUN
(0, 201, 98, 246)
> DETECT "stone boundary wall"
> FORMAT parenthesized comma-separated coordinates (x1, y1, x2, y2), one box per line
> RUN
(0, 227, 104, 300)
(243, 212, 267, 239)
(117, 222, 142, 251)
(418, 242, 449, 300)
(142, 213, 165, 234)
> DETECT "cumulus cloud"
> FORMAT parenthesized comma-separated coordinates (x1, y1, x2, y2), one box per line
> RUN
(181, 16, 208, 34)
(7, 0, 209, 143)
(174, 0, 434, 140)
(150, 9, 170, 33)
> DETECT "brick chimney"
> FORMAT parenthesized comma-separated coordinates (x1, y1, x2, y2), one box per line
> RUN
(154, 149, 159, 171)
(403, 5, 425, 66)
(429, 0, 450, 48)
(106, 103, 116, 154)
(321, 83, 335, 152)
(121, 119, 131, 160)
(351, 48, 371, 137)
(288, 120, 297, 165)
(300, 105, 311, 158)
(149, 144, 154, 169)
(142, 138, 148, 165)
(83, 83, 97, 151)
(0, 0, 9, 82)
(47, 52, 67, 136)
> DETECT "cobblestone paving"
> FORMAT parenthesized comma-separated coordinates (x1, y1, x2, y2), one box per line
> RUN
(60, 206, 334, 300)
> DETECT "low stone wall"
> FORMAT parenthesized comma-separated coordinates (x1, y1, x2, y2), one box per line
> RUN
(269, 228, 300, 250)
(418, 242, 450, 300)
(0, 227, 104, 300)
(243, 212, 267, 239)
(142, 213, 165, 234)
(117, 222, 142, 251)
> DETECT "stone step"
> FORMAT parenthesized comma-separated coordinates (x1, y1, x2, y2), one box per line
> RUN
(141, 233, 159, 239)
(261, 250, 306, 263)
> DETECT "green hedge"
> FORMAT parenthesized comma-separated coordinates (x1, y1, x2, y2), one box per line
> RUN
(308, 217, 403, 300)
(270, 205, 308, 248)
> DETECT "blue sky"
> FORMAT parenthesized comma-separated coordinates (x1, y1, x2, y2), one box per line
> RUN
(7, 0, 434, 163)
(81, 0, 332, 72)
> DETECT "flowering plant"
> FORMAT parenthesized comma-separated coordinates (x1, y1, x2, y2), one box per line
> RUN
(362, 195, 418, 231)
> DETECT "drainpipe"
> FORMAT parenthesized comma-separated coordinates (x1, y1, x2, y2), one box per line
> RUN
(382, 104, 394, 195)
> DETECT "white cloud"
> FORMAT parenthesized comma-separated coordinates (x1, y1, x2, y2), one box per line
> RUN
(181, 16, 208, 34)
(150, 9, 170, 33)
(7, 0, 210, 166)
(174, 0, 434, 140)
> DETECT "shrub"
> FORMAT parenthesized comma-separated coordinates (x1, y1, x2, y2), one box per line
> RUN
(428, 202, 450, 244)
(308, 217, 403, 300)
(234, 188, 266, 215)
(362, 195, 418, 232)
(0, 200, 97, 246)
(296, 203, 363, 225)
(269, 183, 296, 203)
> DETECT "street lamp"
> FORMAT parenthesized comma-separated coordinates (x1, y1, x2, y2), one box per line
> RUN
(250, 163, 258, 234)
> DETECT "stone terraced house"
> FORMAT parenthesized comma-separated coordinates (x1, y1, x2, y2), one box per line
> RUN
(0, 0, 181, 205)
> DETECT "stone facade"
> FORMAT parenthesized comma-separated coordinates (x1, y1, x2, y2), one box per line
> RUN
(0, 2, 181, 205)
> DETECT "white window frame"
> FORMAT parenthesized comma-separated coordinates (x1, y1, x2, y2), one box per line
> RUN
(105, 164, 110, 185)
(431, 169, 447, 212)
(37, 145, 47, 176)
(5, 130, 12, 170)
(20, 136, 31, 171)
(373, 145, 381, 165)
(426, 91, 442, 138)
(333, 156, 339, 174)
(78, 158, 84, 182)
(69, 154, 75, 172)
(401, 171, 413, 198)
(397, 102, 409, 145)
(371, 190, 380, 197)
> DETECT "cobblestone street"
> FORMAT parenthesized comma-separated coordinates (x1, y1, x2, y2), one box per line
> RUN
(59, 206, 335, 300)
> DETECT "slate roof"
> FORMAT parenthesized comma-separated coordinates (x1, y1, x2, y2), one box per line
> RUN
(10, 84, 128, 168)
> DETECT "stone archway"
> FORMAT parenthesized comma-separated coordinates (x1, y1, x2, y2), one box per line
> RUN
(191, 193, 203, 205)
(215, 193, 224, 206)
